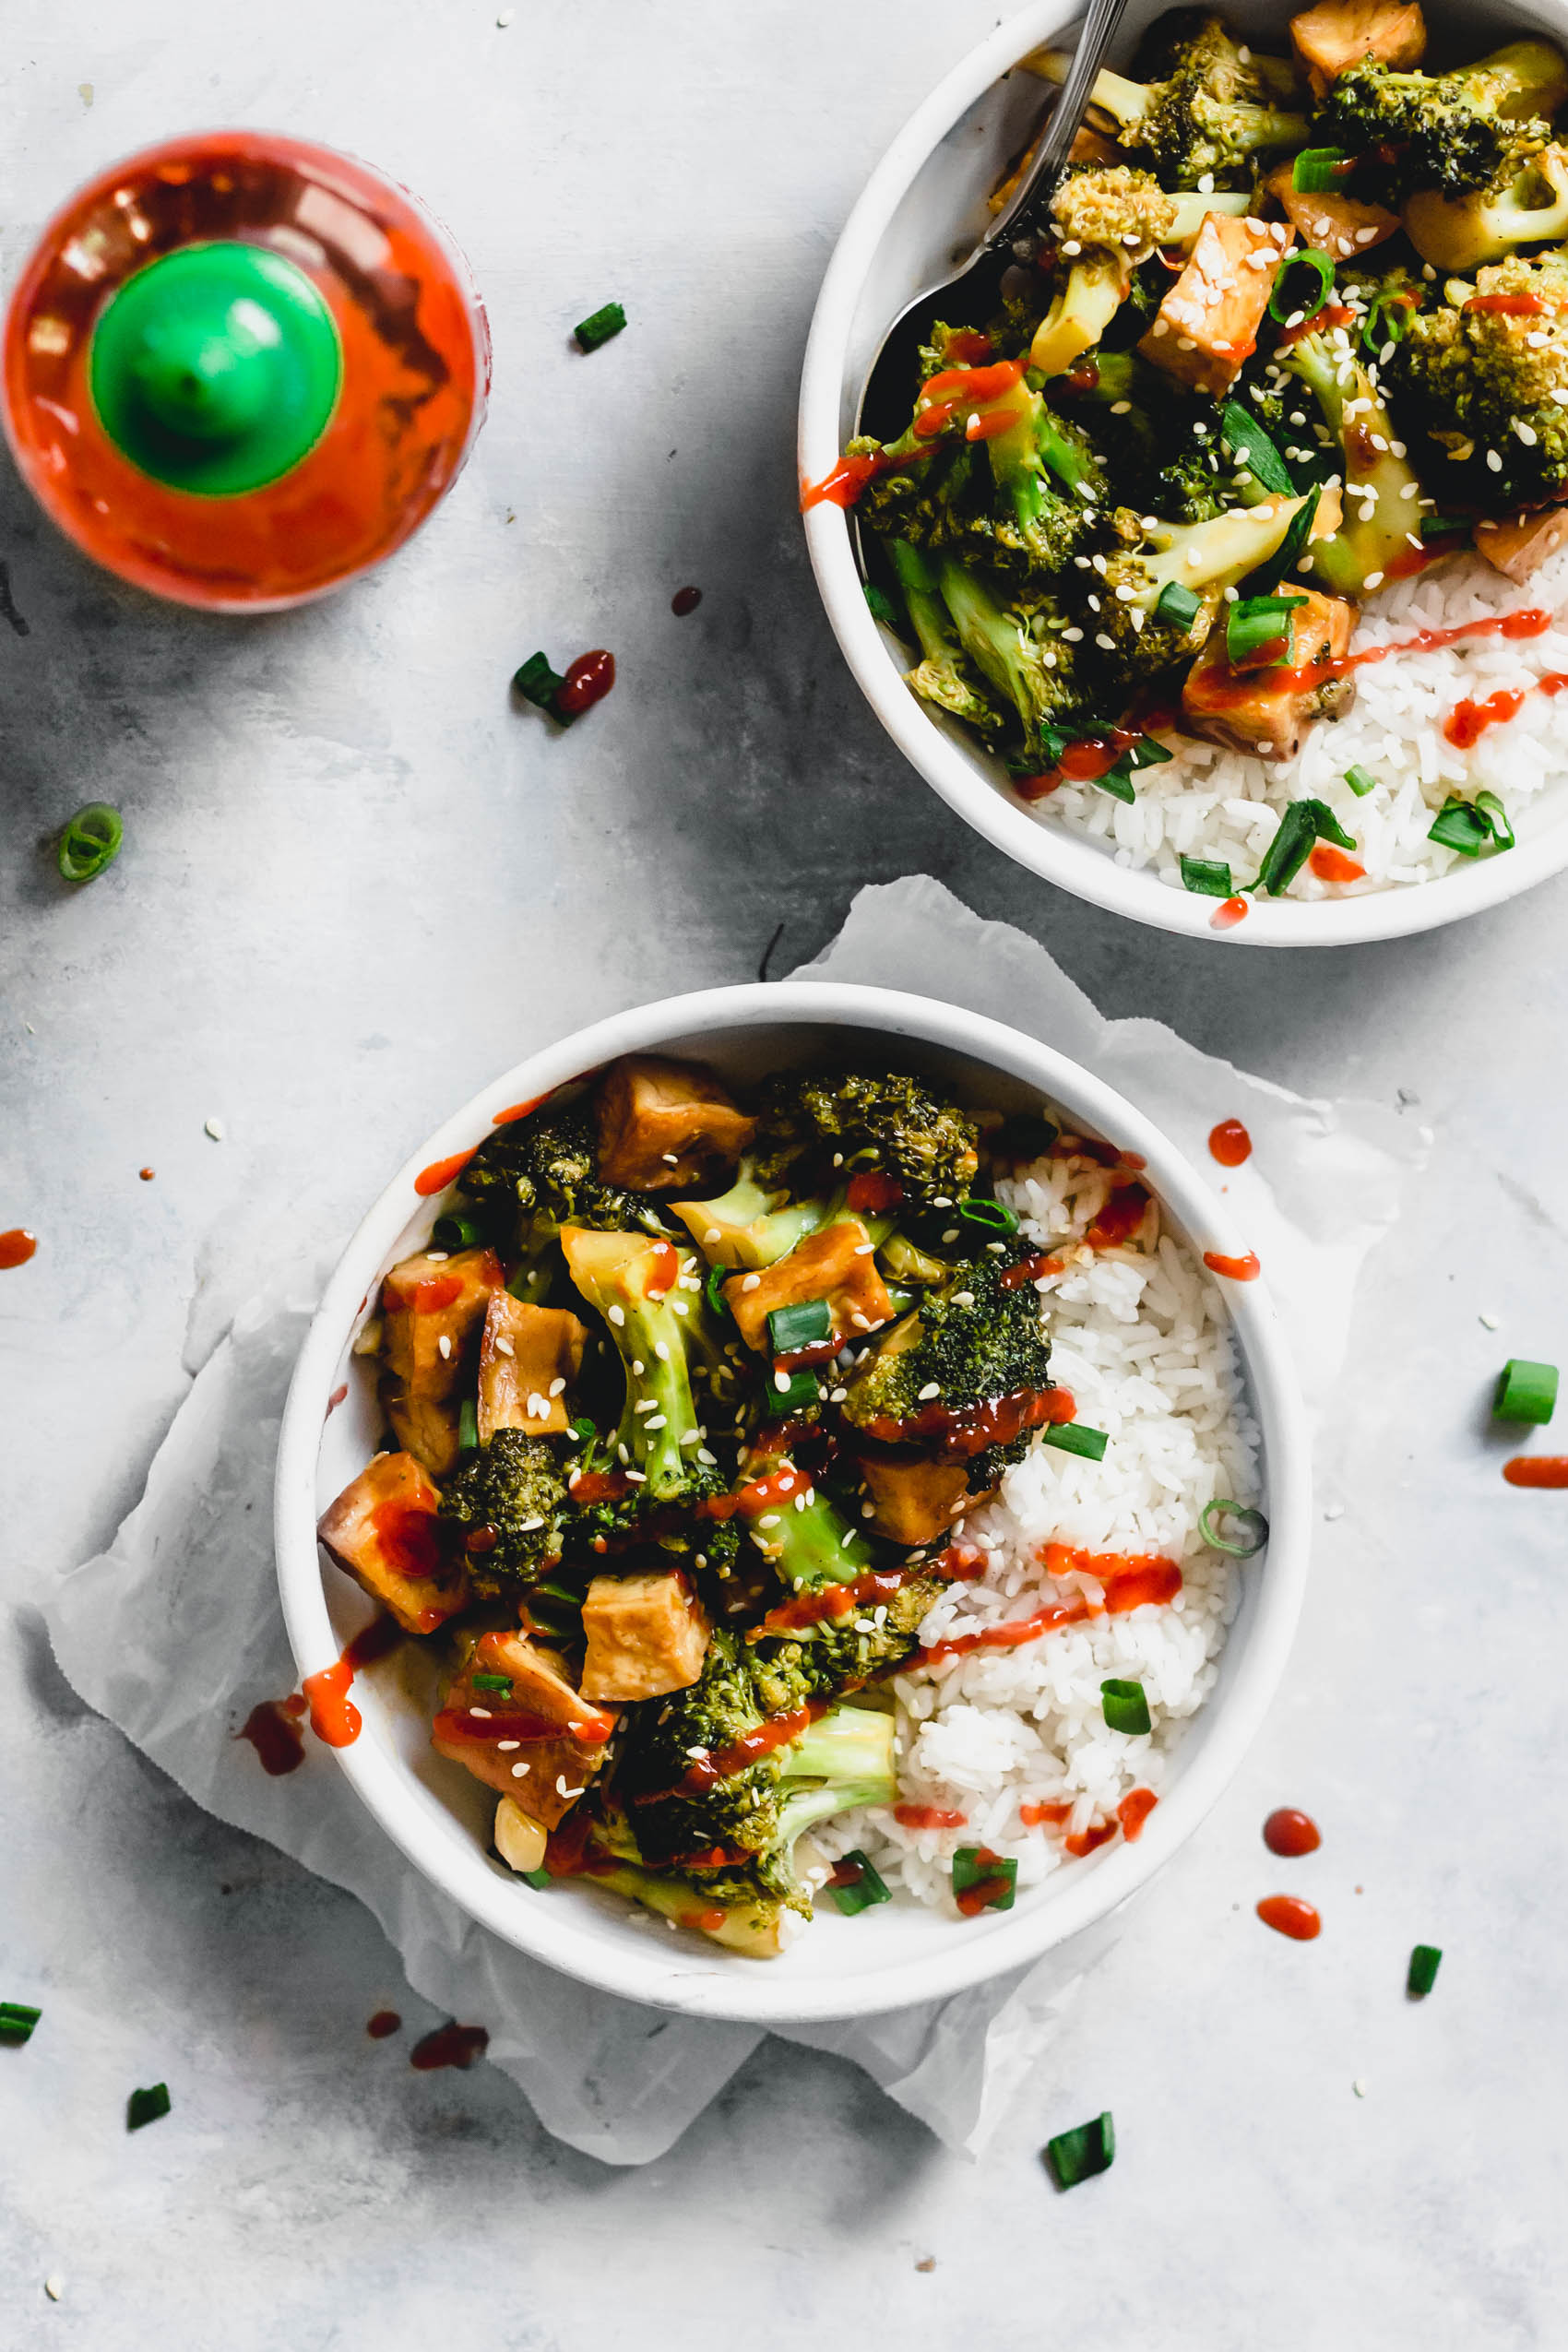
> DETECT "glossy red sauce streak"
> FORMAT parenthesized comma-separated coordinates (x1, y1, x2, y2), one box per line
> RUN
(1085, 1182, 1149, 1249)
(410, 2023, 489, 2071)
(558, 649, 615, 714)
(671, 585, 703, 616)
(846, 1169, 903, 1213)
(367, 2009, 402, 2038)
(414, 1147, 477, 1197)
(1264, 1807, 1322, 1857)
(1211, 896, 1250, 931)
(1066, 1819, 1118, 1858)
(1503, 1455, 1568, 1487)
(1276, 303, 1353, 348)
(930, 1544, 989, 1580)
(1271, 607, 1550, 707)
(856, 1384, 1074, 1459)
(644, 1239, 679, 1296)
(702, 1461, 806, 1522)
(1118, 1787, 1158, 1841)
(966, 408, 1017, 441)
(893, 1802, 968, 1829)
(678, 1698, 831, 1793)
(1464, 292, 1545, 315)
(369, 1500, 446, 1586)
(492, 1089, 552, 1126)
(922, 1554, 1182, 1662)
(801, 444, 929, 510)
(956, 1850, 1014, 1916)
(236, 1698, 307, 1776)
(921, 357, 1023, 405)
(1310, 844, 1366, 884)
(570, 1467, 630, 1505)
(1204, 1249, 1261, 1280)
(752, 1566, 925, 1636)
(434, 1704, 612, 1747)
(1446, 669, 1568, 748)
(943, 330, 994, 364)
(1013, 727, 1140, 802)
(1257, 1895, 1322, 1941)
(999, 1252, 1065, 1289)
(0, 1228, 38, 1268)
(1208, 1119, 1253, 1168)
(302, 1614, 403, 1750)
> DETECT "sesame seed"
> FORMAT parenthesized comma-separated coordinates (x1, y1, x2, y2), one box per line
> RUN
(424, 1250, 450, 1263)
(497, 1739, 521, 1752)
(510, 1760, 530, 1777)
(1514, 420, 1538, 445)
(437, 1334, 453, 1361)
(741, 1273, 761, 1292)
(1486, 449, 1503, 472)
(661, 1152, 679, 1165)
(917, 1382, 942, 1401)
(608, 1303, 625, 1324)
(204, 1115, 226, 1141)
(469, 1706, 493, 1720)
(1095, 632, 1115, 649)
(1111, 398, 1131, 414)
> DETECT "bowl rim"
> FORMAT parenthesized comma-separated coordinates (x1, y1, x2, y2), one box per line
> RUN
(274, 979, 1312, 2023)
(797, 0, 1568, 947)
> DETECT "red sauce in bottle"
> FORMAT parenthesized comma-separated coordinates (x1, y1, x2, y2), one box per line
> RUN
(236, 1697, 308, 1776)
(302, 1613, 402, 1749)
(1264, 1807, 1321, 1857)
(671, 585, 703, 616)
(1310, 844, 1366, 884)
(1503, 1455, 1568, 1487)
(366, 2009, 402, 2039)
(893, 1802, 968, 1830)
(0, 1229, 37, 1268)
(1257, 1894, 1322, 1941)
(414, 1146, 478, 1197)
(1211, 897, 1250, 931)
(410, 2022, 489, 2072)
(1204, 1249, 1261, 1280)
(1208, 1119, 1253, 1167)
(1117, 1787, 1158, 1841)
(557, 649, 615, 715)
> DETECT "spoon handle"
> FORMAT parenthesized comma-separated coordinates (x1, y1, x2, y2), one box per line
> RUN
(984, 0, 1128, 251)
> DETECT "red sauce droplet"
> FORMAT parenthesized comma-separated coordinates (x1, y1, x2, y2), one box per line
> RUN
(1117, 1787, 1158, 1841)
(366, 2009, 402, 2039)
(236, 1700, 307, 1776)
(674, 1699, 830, 1793)
(138, 1166, 156, 1181)
(1020, 1800, 1074, 1827)
(1257, 1895, 1322, 1941)
(0, 1228, 38, 1268)
(1204, 1249, 1261, 1281)
(492, 1089, 552, 1126)
(671, 585, 703, 616)
(643, 1239, 679, 1296)
(1084, 1182, 1149, 1249)
(1264, 1807, 1321, 1858)
(556, 649, 615, 714)
(998, 1251, 1065, 1289)
(1208, 1119, 1253, 1168)
(1211, 897, 1250, 931)
(845, 1169, 903, 1213)
(1503, 1455, 1568, 1487)
(413, 1146, 477, 1197)
(1309, 843, 1366, 885)
(1065, 1819, 1118, 1858)
(302, 1614, 402, 1749)
(1444, 686, 1527, 748)
(410, 2022, 489, 2071)
(327, 1383, 349, 1416)
(893, 1803, 968, 1830)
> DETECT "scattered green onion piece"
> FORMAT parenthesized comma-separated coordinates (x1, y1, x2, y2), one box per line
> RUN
(769, 1368, 821, 1417)
(57, 802, 123, 883)
(951, 1847, 1018, 1913)
(1154, 580, 1202, 630)
(767, 1297, 832, 1354)
(1267, 248, 1335, 326)
(1180, 855, 1234, 897)
(1292, 148, 1351, 194)
(1228, 593, 1306, 671)
(1241, 484, 1320, 596)
(1345, 764, 1379, 799)
(521, 1867, 553, 1890)
(457, 1397, 479, 1455)
(432, 1212, 482, 1252)
(1253, 798, 1353, 896)
(574, 301, 626, 352)
(1475, 790, 1515, 850)
(1361, 287, 1415, 354)
(1420, 514, 1471, 542)
(534, 1580, 583, 1611)
(1427, 797, 1493, 857)
(864, 583, 898, 628)
(1220, 400, 1294, 496)
(1092, 767, 1137, 804)
(513, 651, 576, 722)
(1042, 1422, 1109, 1462)
(1407, 1943, 1443, 1998)
(1100, 1677, 1151, 1735)
(0, 2002, 41, 2045)
(1045, 2110, 1115, 2191)
(472, 1671, 513, 1693)
(956, 1195, 1018, 1234)
(1124, 733, 1173, 769)
(1493, 1359, 1558, 1425)
(1200, 1499, 1269, 1557)
(571, 1416, 597, 1443)
(127, 2083, 171, 2132)
(827, 1850, 893, 1916)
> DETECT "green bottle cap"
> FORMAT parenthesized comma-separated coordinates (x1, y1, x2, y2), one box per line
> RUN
(89, 241, 342, 496)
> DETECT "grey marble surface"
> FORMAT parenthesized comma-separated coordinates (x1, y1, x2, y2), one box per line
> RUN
(2, 2, 1563, 2343)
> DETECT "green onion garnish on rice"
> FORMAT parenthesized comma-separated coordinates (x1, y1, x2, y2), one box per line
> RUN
(1200, 1499, 1269, 1557)
(1092, 767, 1137, 804)
(827, 1850, 892, 1916)
(1474, 790, 1515, 850)
(1042, 1422, 1109, 1462)
(432, 1212, 481, 1252)
(126, 2084, 172, 2132)
(1045, 2110, 1115, 2190)
(1407, 1944, 1443, 1998)
(952, 1847, 1017, 1915)
(1100, 1678, 1152, 1735)
(1344, 765, 1378, 799)
(1428, 797, 1507, 857)
(0, 2002, 41, 2045)
(767, 1298, 832, 1354)
(574, 301, 626, 352)
(472, 1672, 513, 1693)
(956, 1195, 1018, 1235)
(1253, 798, 1357, 895)
(1493, 1360, 1558, 1425)
(1180, 855, 1234, 897)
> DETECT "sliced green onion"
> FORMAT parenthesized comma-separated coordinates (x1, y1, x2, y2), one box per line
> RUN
(768, 1298, 832, 1354)
(0, 2002, 41, 2045)
(1155, 580, 1202, 629)
(433, 1212, 482, 1252)
(1345, 764, 1379, 799)
(571, 1416, 597, 1443)
(1267, 248, 1335, 326)
(534, 1580, 583, 1610)
(457, 1397, 479, 1455)
(952, 1847, 1018, 1913)
(57, 802, 123, 883)
(472, 1671, 513, 1693)
(956, 1195, 1019, 1234)
(1361, 286, 1415, 353)
(864, 583, 898, 628)
(1475, 790, 1515, 850)
(1045, 2110, 1115, 2191)
(1124, 733, 1173, 770)
(1241, 484, 1321, 596)
(1042, 1422, 1109, 1462)
(826, 1849, 892, 1916)
(127, 2083, 171, 2132)
(1228, 593, 1307, 671)
(1420, 514, 1471, 542)
(1253, 798, 1354, 896)
(705, 1261, 731, 1320)
(769, 1368, 821, 1417)
(1427, 797, 1494, 857)
(1493, 1359, 1558, 1425)
(1100, 1677, 1151, 1735)
(520, 1867, 553, 1890)
(513, 651, 576, 721)
(574, 301, 626, 352)
(1200, 1498, 1269, 1556)
(1092, 767, 1137, 804)
(1180, 855, 1234, 897)
(1292, 147, 1351, 193)
(1220, 400, 1294, 496)
(1407, 1943, 1443, 1998)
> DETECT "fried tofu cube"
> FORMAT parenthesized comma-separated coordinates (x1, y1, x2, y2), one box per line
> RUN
(594, 1055, 755, 1191)
(579, 1571, 710, 1703)
(316, 1450, 468, 1634)
(854, 1446, 972, 1545)
(432, 1631, 615, 1828)
(1477, 508, 1568, 583)
(723, 1217, 894, 1354)
(1182, 589, 1358, 761)
(1264, 161, 1398, 261)
(1140, 214, 1295, 397)
(477, 1293, 588, 1442)
(380, 1246, 504, 1398)
(381, 1387, 463, 1479)
(1290, 0, 1425, 92)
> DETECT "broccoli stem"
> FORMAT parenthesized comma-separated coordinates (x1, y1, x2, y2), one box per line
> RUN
(785, 1704, 897, 1797)
(742, 1452, 877, 1589)
(561, 1231, 705, 1503)
(883, 540, 1007, 736)
(935, 558, 1064, 747)
(1285, 331, 1423, 596)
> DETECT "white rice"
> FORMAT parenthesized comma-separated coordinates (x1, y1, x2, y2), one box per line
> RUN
(1031, 542, 1568, 896)
(819, 1134, 1260, 1918)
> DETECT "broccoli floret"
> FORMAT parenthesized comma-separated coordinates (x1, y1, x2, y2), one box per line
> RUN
(839, 1247, 1053, 1459)
(1277, 322, 1424, 595)
(1405, 141, 1568, 273)
(749, 1578, 939, 1716)
(1031, 168, 1182, 377)
(1383, 252, 1568, 511)
(932, 559, 1091, 758)
(1063, 356, 1233, 519)
(437, 1429, 571, 1591)
(1036, 11, 1309, 187)
(884, 538, 1009, 736)
(1085, 493, 1314, 686)
(459, 1101, 667, 1248)
(1318, 42, 1567, 202)
(749, 1070, 980, 1208)
(729, 1444, 879, 1594)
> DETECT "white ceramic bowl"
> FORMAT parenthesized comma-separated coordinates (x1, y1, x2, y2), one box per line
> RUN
(275, 981, 1310, 2023)
(799, 0, 1568, 944)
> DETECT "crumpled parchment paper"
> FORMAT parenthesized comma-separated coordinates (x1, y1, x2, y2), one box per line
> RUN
(43, 878, 1426, 2165)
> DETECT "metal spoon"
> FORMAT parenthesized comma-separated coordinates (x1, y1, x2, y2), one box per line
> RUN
(854, 0, 1127, 446)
